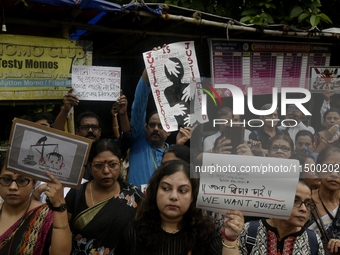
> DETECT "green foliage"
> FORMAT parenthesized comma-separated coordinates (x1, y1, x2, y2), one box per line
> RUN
(239, 0, 332, 28)
(108, 0, 333, 29)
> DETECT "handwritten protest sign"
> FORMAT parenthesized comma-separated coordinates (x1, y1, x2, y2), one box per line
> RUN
(72, 66, 121, 101)
(196, 154, 300, 219)
(142, 41, 207, 132)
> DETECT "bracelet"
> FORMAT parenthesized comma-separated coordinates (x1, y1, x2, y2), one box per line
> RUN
(31, 191, 40, 201)
(222, 239, 239, 249)
(53, 223, 69, 229)
(113, 126, 119, 128)
(224, 235, 237, 242)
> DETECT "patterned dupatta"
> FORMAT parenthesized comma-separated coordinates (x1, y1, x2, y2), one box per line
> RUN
(0, 204, 53, 255)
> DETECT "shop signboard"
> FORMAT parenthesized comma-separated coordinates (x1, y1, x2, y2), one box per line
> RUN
(0, 34, 92, 100)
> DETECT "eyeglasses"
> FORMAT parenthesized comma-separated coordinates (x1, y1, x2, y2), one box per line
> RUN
(79, 125, 101, 132)
(0, 176, 31, 187)
(148, 122, 163, 129)
(293, 198, 314, 211)
(91, 161, 120, 171)
(270, 145, 291, 152)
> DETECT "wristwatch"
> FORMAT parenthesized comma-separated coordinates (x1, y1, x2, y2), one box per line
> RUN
(49, 203, 67, 212)
(46, 198, 67, 212)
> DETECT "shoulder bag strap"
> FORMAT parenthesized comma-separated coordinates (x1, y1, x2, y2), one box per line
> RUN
(311, 199, 330, 243)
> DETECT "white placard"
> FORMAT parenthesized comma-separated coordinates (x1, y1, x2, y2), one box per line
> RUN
(72, 65, 121, 101)
(143, 41, 207, 132)
(196, 154, 300, 219)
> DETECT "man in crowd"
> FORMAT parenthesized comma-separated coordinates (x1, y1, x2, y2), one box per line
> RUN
(128, 64, 191, 189)
(249, 103, 286, 156)
(203, 106, 233, 152)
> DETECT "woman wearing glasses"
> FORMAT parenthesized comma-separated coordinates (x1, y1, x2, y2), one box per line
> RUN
(0, 157, 71, 254)
(65, 139, 144, 255)
(238, 179, 324, 255)
(308, 146, 340, 254)
(267, 134, 294, 159)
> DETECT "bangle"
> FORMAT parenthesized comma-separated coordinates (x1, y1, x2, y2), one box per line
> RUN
(222, 239, 239, 249)
(113, 126, 119, 128)
(53, 223, 69, 229)
(224, 235, 237, 242)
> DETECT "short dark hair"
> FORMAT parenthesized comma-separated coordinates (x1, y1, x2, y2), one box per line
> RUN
(295, 130, 313, 143)
(75, 111, 101, 129)
(298, 178, 312, 193)
(146, 110, 158, 124)
(323, 108, 340, 122)
(164, 144, 190, 163)
(32, 112, 55, 125)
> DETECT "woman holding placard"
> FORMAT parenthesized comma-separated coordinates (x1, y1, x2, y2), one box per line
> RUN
(0, 157, 71, 255)
(115, 160, 245, 255)
(238, 179, 324, 255)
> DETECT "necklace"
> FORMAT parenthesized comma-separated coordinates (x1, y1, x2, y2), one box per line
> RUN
(161, 225, 180, 234)
(90, 181, 95, 206)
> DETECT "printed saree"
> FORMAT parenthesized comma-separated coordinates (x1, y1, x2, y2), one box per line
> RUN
(70, 182, 142, 255)
(0, 204, 53, 255)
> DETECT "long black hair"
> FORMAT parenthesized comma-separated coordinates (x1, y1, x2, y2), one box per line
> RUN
(134, 160, 214, 251)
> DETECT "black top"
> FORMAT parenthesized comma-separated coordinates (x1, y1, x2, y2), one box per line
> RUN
(115, 223, 223, 255)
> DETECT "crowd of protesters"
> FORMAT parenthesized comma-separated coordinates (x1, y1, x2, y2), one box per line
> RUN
(1, 44, 340, 254)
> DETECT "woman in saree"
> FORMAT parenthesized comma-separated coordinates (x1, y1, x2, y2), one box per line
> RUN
(313, 108, 340, 153)
(308, 146, 340, 254)
(65, 138, 144, 255)
(0, 157, 71, 255)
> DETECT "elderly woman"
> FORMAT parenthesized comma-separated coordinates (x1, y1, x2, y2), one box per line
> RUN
(239, 179, 324, 255)
(267, 134, 294, 159)
(308, 146, 340, 254)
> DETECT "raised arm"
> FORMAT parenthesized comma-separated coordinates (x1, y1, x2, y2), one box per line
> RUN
(53, 89, 79, 131)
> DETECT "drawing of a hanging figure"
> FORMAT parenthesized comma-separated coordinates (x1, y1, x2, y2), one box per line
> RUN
(22, 136, 65, 170)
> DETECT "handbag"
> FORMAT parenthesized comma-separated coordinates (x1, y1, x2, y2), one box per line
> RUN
(311, 200, 340, 255)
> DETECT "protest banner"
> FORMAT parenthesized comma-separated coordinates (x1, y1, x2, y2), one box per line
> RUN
(72, 65, 121, 101)
(196, 153, 300, 219)
(143, 41, 207, 132)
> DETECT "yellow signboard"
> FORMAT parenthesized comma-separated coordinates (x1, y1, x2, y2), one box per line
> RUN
(0, 34, 92, 100)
